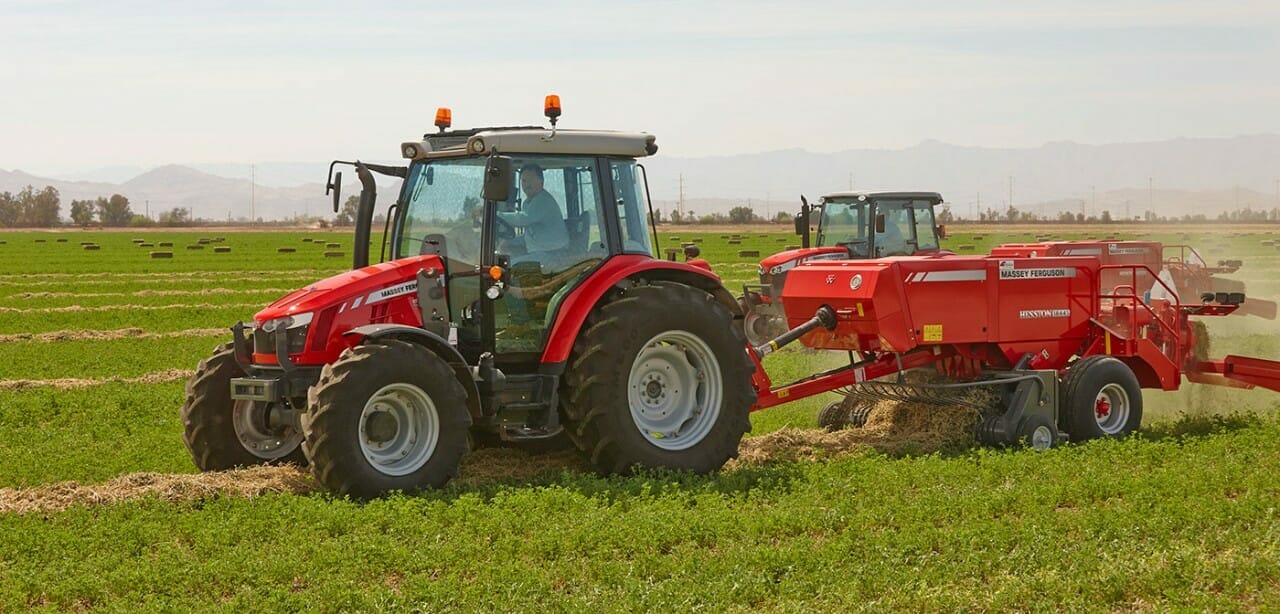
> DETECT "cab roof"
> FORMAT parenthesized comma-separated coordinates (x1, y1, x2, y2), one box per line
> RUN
(821, 191, 943, 203)
(405, 127, 658, 161)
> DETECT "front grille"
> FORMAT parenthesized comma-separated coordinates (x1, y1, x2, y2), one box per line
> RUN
(253, 326, 310, 355)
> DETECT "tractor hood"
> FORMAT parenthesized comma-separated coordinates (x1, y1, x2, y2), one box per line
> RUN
(759, 246, 847, 276)
(254, 255, 442, 328)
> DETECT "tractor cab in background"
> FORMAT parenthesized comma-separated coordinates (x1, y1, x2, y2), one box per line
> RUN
(741, 191, 947, 345)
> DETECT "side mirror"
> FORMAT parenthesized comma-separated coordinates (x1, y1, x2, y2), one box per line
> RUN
(328, 171, 343, 213)
(793, 213, 806, 236)
(875, 214, 886, 234)
(482, 155, 513, 202)
(937, 224, 947, 239)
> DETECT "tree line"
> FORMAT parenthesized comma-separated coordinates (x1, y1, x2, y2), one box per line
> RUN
(0, 185, 195, 228)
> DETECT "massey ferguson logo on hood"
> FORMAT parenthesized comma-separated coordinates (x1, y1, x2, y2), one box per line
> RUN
(338, 280, 418, 313)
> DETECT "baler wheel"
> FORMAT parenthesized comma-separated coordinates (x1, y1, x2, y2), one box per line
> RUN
(181, 341, 306, 471)
(563, 281, 754, 474)
(1060, 356, 1143, 441)
(302, 340, 470, 498)
(1015, 414, 1059, 451)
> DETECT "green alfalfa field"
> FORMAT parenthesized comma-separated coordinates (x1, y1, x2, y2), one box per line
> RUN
(1, 226, 1278, 610)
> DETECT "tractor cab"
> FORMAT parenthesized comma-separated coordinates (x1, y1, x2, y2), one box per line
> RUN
(741, 191, 946, 345)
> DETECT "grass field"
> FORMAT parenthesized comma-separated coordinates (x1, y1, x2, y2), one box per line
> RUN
(1, 225, 1279, 610)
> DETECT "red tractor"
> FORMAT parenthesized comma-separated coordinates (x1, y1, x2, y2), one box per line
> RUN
(741, 191, 947, 345)
(181, 99, 755, 498)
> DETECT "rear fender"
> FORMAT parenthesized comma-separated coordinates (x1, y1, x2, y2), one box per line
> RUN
(540, 256, 736, 364)
(343, 324, 482, 420)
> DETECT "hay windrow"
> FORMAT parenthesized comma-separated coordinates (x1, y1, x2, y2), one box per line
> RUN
(730, 399, 982, 468)
(0, 327, 225, 344)
(0, 448, 590, 515)
(0, 368, 194, 390)
(7, 288, 292, 300)
(0, 302, 263, 314)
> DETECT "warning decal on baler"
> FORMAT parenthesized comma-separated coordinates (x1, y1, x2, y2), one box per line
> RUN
(998, 267, 1076, 280)
(922, 324, 943, 342)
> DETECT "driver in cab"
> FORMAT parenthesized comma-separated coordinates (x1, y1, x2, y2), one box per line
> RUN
(497, 164, 569, 262)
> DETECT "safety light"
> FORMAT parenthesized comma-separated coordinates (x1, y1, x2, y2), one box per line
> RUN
(544, 95, 561, 124)
(434, 107, 452, 132)
(488, 265, 504, 280)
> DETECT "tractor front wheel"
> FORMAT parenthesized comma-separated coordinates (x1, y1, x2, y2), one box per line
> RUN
(181, 341, 306, 471)
(564, 281, 755, 474)
(302, 340, 470, 498)
(1060, 356, 1143, 441)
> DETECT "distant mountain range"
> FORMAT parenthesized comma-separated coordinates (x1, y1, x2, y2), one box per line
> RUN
(4, 135, 1279, 222)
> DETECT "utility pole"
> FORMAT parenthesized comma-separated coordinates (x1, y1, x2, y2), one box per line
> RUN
(1148, 177, 1153, 214)
(1090, 185, 1095, 217)
(145, 199, 149, 220)
(678, 173, 685, 220)
(1008, 176, 1014, 210)
(975, 192, 980, 220)
(251, 164, 256, 224)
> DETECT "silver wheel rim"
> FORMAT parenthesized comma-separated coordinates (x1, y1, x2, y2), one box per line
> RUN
(628, 330, 723, 451)
(743, 309, 770, 346)
(358, 383, 440, 476)
(1094, 383, 1131, 435)
(232, 401, 302, 460)
(1029, 424, 1054, 451)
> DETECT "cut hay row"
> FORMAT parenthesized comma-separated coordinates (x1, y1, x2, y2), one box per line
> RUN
(0, 269, 334, 281)
(0, 368, 194, 391)
(0, 448, 590, 515)
(0, 272, 327, 288)
(0, 302, 263, 314)
(6, 287, 294, 300)
(0, 401, 980, 514)
(0, 327, 226, 344)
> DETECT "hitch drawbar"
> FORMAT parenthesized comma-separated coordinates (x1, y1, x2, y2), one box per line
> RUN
(753, 306, 837, 358)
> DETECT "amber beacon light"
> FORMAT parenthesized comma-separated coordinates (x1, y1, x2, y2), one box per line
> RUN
(434, 107, 452, 132)
(544, 95, 561, 125)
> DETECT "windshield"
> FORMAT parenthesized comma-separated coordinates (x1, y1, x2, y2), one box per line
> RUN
(817, 200, 869, 255)
(397, 158, 486, 265)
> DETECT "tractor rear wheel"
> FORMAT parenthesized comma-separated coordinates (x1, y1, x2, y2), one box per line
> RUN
(1060, 356, 1143, 441)
(181, 341, 306, 471)
(563, 281, 755, 474)
(302, 340, 470, 498)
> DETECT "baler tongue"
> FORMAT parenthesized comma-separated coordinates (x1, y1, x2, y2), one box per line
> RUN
(1235, 298, 1278, 320)
(1191, 355, 1280, 393)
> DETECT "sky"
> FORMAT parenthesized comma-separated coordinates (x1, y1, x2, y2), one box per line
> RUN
(1, 0, 1278, 177)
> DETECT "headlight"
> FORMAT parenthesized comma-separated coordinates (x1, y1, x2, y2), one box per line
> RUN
(260, 312, 314, 333)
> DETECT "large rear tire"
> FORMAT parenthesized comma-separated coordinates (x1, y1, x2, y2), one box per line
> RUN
(563, 281, 755, 474)
(181, 341, 306, 471)
(302, 340, 471, 498)
(1060, 356, 1143, 441)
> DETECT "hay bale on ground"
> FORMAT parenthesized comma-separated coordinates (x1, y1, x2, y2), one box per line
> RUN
(958, 244, 975, 251)
(786, 245, 799, 250)
(213, 246, 231, 253)
(158, 241, 173, 247)
(197, 238, 211, 244)
(669, 236, 681, 242)
(34, 239, 45, 243)
(187, 245, 204, 250)
(138, 242, 154, 248)
(323, 251, 344, 258)
(325, 242, 341, 248)
(738, 250, 760, 257)
(277, 247, 296, 253)
(55, 238, 67, 243)
(83, 244, 100, 251)
(727, 239, 741, 245)
(302, 237, 313, 242)
(150, 251, 173, 259)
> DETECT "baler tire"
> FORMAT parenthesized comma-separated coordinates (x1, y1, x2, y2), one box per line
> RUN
(1015, 414, 1059, 451)
(562, 281, 755, 475)
(302, 339, 470, 498)
(181, 341, 307, 471)
(1060, 356, 1143, 441)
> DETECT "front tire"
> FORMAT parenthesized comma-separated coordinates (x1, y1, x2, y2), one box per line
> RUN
(1060, 356, 1143, 441)
(302, 340, 471, 498)
(563, 281, 755, 474)
(181, 341, 306, 471)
